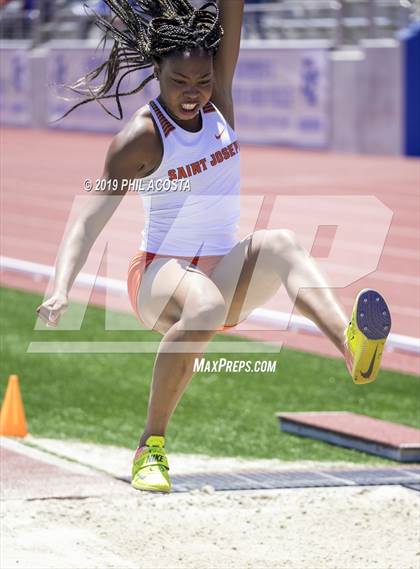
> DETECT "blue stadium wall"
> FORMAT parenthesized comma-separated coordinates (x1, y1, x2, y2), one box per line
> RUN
(0, 37, 418, 156)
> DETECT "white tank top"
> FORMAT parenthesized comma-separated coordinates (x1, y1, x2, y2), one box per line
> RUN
(138, 97, 241, 256)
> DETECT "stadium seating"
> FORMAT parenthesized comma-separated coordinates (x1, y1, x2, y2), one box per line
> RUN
(0, 0, 415, 45)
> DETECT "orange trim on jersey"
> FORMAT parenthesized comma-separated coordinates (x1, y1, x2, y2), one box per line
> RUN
(150, 101, 175, 138)
(202, 101, 216, 114)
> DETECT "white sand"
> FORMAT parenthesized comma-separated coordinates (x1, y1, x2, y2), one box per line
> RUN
(2, 437, 419, 569)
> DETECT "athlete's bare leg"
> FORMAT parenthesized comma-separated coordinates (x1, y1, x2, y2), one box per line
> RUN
(211, 229, 348, 354)
(136, 258, 226, 447)
(135, 228, 348, 445)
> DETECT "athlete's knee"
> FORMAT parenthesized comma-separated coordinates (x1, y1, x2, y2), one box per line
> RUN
(266, 229, 304, 259)
(181, 299, 227, 331)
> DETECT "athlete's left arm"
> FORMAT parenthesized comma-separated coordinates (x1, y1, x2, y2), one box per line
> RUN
(211, 0, 244, 128)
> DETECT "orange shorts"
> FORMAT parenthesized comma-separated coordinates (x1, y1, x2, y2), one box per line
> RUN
(127, 250, 235, 329)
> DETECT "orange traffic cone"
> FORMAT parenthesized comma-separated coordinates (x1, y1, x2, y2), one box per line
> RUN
(0, 375, 28, 437)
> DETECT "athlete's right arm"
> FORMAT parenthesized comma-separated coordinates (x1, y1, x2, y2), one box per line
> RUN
(36, 114, 160, 327)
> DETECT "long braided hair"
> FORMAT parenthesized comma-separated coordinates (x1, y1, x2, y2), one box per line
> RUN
(61, 0, 223, 120)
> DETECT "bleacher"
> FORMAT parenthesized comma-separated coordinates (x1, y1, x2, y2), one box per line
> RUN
(0, 0, 417, 46)
(243, 0, 414, 45)
(0, 0, 103, 42)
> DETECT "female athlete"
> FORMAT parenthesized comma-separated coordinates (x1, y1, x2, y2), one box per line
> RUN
(36, 0, 392, 493)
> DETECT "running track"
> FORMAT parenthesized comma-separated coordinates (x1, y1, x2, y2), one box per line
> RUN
(1, 127, 419, 374)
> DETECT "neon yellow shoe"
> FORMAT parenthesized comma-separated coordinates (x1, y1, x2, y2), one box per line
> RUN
(131, 435, 171, 493)
(344, 289, 391, 384)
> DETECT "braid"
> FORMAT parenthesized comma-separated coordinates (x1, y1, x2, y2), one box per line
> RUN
(59, 0, 223, 120)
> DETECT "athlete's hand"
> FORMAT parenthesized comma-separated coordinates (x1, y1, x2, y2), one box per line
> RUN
(36, 293, 69, 328)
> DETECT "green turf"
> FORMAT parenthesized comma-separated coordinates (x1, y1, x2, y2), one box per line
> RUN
(1, 285, 419, 465)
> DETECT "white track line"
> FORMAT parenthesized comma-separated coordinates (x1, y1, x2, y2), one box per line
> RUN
(1, 255, 419, 356)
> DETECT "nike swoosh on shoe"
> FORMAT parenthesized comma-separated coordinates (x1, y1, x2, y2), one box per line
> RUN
(360, 346, 378, 379)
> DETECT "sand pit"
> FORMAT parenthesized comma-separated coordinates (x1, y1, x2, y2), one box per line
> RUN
(1, 437, 419, 569)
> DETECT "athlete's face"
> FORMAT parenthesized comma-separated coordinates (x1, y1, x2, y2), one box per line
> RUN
(155, 49, 214, 125)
